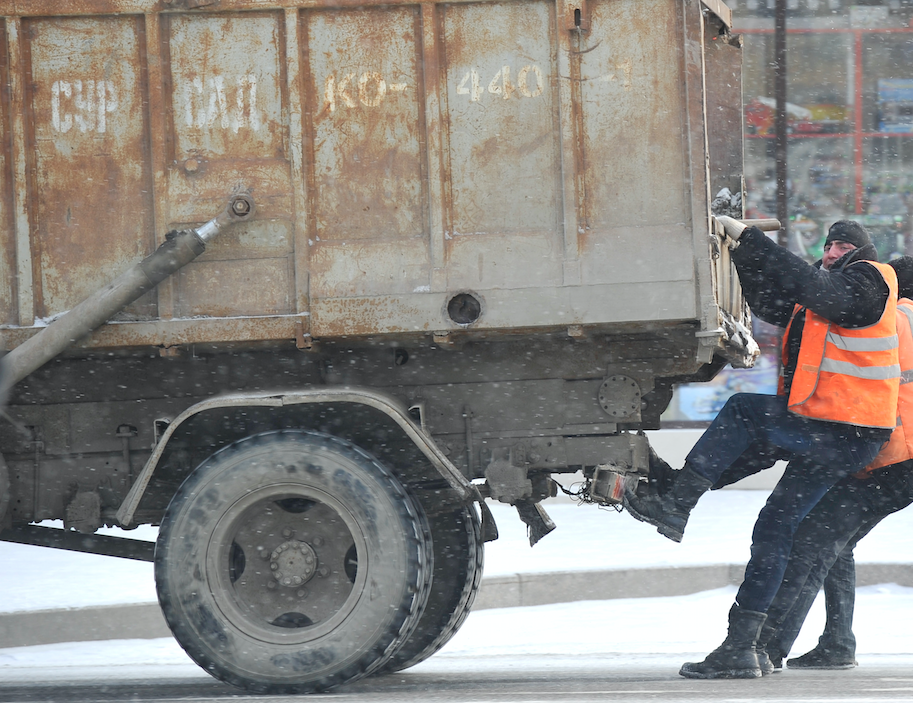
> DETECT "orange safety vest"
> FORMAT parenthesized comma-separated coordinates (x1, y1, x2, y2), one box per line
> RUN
(861, 298, 913, 472)
(780, 260, 900, 429)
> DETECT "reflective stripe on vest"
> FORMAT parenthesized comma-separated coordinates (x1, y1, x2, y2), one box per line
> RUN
(824, 331, 899, 352)
(865, 299, 913, 471)
(785, 260, 900, 429)
(818, 357, 901, 380)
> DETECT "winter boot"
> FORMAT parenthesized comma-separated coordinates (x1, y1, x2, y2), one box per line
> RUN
(786, 646, 857, 670)
(623, 464, 711, 542)
(679, 605, 767, 679)
(645, 444, 677, 496)
(755, 622, 780, 675)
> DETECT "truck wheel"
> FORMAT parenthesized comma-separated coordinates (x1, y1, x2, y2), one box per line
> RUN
(378, 503, 483, 673)
(154, 430, 432, 694)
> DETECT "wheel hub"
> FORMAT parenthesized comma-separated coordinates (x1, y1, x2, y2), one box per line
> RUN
(270, 540, 318, 588)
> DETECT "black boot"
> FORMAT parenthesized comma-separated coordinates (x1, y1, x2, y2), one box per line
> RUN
(786, 646, 857, 669)
(645, 444, 677, 496)
(679, 605, 767, 679)
(755, 622, 780, 675)
(623, 464, 711, 542)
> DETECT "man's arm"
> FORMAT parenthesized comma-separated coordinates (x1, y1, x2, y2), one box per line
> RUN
(731, 226, 889, 328)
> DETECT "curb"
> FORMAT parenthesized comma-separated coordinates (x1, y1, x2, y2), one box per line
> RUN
(3, 563, 913, 649)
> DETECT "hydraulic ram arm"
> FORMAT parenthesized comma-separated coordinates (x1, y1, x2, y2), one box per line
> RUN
(0, 193, 255, 402)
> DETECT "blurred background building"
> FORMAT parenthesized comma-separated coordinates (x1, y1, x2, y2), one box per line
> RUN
(664, 0, 913, 423)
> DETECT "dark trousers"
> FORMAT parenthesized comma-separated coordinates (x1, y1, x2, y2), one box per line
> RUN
(765, 464, 913, 659)
(685, 393, 887, 613)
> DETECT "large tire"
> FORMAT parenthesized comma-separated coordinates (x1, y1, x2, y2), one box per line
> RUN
(154, 430, 432, 694)
(379, 503, 484, 673)
(0, 453, 9, 528)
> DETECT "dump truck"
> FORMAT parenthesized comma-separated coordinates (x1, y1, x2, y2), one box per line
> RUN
(0, 0, 757, 693)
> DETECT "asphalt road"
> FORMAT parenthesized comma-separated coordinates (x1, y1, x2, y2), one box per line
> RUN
(2, 654, 913, 702)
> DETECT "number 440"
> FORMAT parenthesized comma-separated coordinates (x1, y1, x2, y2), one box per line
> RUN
(457, 65, 545, 102)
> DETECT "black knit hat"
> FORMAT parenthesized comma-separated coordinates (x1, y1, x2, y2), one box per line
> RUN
(890, 256, 913, 300)
(825, 220, 871, 249)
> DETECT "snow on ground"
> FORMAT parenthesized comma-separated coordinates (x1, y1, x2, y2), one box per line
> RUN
(1, 584, 911, 680)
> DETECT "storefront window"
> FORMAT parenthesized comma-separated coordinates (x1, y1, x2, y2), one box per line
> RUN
(863, 32, 913, 132)
(666, 1, 913, 424)
(737, 2, 913, 263)
(744, 34, 852, 137)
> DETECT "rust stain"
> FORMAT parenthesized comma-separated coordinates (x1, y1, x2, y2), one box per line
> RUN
(0, 18, 16, 325)
(0, 0, 739, 351)
(442, 0, 560, 238)
(305, 5, 425, 244)
(26, 15, 153, 318)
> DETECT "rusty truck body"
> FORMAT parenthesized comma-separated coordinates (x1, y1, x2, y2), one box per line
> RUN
(0, 0, 753, 693)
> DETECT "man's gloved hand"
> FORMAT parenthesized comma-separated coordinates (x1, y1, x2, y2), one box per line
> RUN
(716, 215, 747, 241)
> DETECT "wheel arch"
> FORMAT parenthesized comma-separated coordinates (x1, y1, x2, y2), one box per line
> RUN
(115, 387, 478, 527)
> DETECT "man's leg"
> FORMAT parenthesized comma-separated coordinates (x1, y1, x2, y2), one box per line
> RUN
(768, 465, 913, 668)
(680, 442, 883, 680)
(735, 456, 876, 614)
(626, 393, 844, 542)
(785, 544, 860, 669)
(820, 542, 858, 657)
(785, 473, 912, 668)
(762, 483, 869, 668)
(711, 440, 792, 490)
(641, 438, 789, 497)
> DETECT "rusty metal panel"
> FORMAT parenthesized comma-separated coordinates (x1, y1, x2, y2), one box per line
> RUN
(163, 11, 296, 316)
(440, 0, 563, 291)
(0, 314, 305, 351)
(0, 18, 14, 326)
(580, 0, 689, 229)
(304, 6, 430, 299)
(168, 13, 285, 164)
(705, 30, 744, 201)
(174, 219, 294, 317)
(25, 15, 154, 319)
(0, 1, 749, 358)
(575, 0, 696, 291)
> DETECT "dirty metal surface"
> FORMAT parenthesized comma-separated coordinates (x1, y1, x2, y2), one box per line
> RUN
(0, 0, 746, 355)
(25, 16, 154, 320)
(0, 18, 13, 327)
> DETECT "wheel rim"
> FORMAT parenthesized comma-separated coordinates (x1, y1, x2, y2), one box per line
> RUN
(206, 483, 369, 645)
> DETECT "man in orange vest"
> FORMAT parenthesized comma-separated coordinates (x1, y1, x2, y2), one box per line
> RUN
(624, 219, 900, 679)
(756, 256, 913, 673)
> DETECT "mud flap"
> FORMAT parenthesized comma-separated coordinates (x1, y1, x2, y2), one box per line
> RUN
(514, 499, 556, 547)
(477, 500, 499, 543)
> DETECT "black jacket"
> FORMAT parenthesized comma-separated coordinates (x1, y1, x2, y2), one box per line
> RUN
(731, 226, 889, 331)
(731, 227, 891, 432)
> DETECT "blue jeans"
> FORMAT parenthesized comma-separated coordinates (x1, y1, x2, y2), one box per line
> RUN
(685, 393, 887, 613)
(769, 528, 863, 660)
(765, 465, 913, 658)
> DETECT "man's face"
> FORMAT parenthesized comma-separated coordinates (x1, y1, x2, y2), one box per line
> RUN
(822, 240, 857, 270)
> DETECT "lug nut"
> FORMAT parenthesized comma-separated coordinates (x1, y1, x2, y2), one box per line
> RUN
(231, 196, 252, 216)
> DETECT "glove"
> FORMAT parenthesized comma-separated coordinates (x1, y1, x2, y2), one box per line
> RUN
(716, 215, 747, 241)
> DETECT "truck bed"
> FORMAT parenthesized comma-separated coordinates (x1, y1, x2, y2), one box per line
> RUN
(0, 0, 749, 368)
